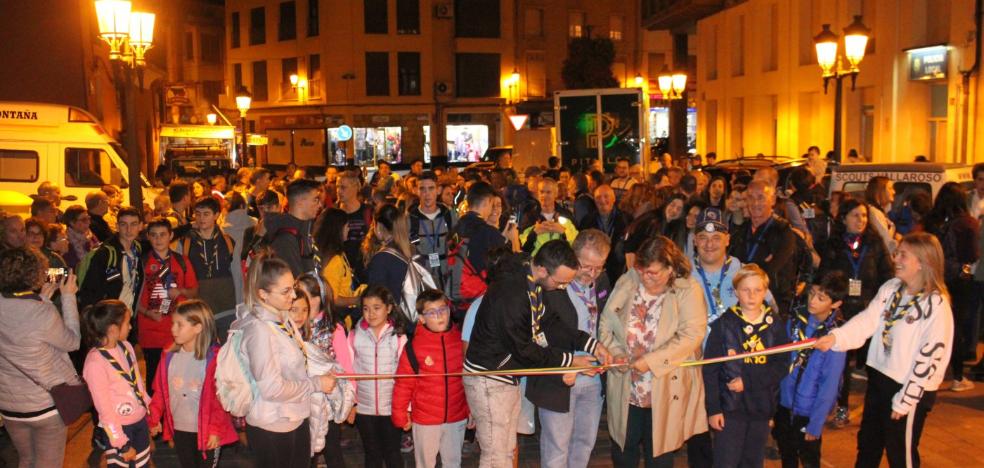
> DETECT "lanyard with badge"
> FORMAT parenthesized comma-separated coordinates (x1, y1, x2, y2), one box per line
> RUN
(696, 257, 732, 320)
(420, 216, 444, 269)
(745, 217, 773, 261)
(845, 235, 867, 297)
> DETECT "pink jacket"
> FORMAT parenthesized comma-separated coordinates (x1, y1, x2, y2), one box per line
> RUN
(148, 344, 238, 454)
(83, 342, 151, 448)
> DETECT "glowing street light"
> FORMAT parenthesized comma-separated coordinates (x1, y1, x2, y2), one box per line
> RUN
(813, 15, 871, 163)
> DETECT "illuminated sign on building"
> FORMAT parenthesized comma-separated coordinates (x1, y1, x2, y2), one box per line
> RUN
(908, 46, 948, 81)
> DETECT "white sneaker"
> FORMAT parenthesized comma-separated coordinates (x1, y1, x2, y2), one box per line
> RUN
(951, 378, 976, 392)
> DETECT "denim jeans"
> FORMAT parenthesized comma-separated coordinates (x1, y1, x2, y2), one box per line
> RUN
(463, 376, 521, 468)
(412, 419, 468, 468)
(538, 377, 604, 468)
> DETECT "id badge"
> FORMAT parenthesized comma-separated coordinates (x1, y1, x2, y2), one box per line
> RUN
(533, 331, 549, 348)
(802, 207, 816, 219)
(428, 253, 441, 268)
(849, 278, 862, 297)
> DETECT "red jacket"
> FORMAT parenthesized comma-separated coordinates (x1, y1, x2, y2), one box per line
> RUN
(148, 345, 237, 454)
(391, 323, 469, 428)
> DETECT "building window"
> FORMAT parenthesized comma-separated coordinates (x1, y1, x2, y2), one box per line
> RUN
(279, 2, 297, 41)
(185, 31, 195, 60)
(525, 50, 546, 97)
(397, 0, 420, 34)
(609, 15, 623, 41)
(365, 52, 390, 96)
(203, 80, 222, 106)
(234, 63, 243, 90)
(706, 25, 718, 80)
(309, 54, 322, 97)
(398, 52, 421, 95)
(249, 7, 266, 45)
(364, 0, 388, 34)
(762, 3, 778, 72)
(201, 32, 221, 64)
(252, 61, 268, 101)
(524, 8, 543, 38)
(281, 57, 298, 99)
(568, 11, 585, 38)
(455, 0, 500, 38)
(455, 53, 500, 97)
(231, 12, 240, 48)
(308, 0, 319, 36)
(731, 15, 744, 77)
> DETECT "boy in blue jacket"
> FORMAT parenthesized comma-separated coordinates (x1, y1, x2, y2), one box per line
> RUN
(775, 271, 848, 468)
(703, 264, 790, 468)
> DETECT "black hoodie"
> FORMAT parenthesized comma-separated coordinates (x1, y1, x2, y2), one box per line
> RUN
(263, 212, 320, 276)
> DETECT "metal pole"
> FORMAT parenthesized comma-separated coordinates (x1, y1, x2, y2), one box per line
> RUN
(123, 65, 142, 209)
(240, 114, 248, 167)
(833, 76, 844, 163)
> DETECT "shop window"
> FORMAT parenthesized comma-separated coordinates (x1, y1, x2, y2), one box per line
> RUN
(355, 127, 402, 165)
(365, 52, 390, 96)
(231, 12, 240, 48)
(364, 0, 388, 34)
(398, 52, 421, 96)
(279, 1, 297, 41)
(0, 149, 38, 182)
(397, 0, 420, 34)
(455, 53, 500, 98)
(455, 0, 500, 38)
(446, 124, 489, 162)
(252, 61, 269, 101)
(250, 7, 266, 45)
(65, 148, 121, 187)
(308, 0, 319, 37)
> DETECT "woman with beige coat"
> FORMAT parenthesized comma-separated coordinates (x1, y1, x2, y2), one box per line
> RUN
(600, 235, 709, 467)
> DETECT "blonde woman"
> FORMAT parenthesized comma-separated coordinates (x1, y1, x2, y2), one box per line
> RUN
(816, 232, 953, 468)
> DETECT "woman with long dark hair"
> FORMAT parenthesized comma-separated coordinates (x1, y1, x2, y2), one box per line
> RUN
(864, 176, 899, 253)
(315, 208, 366, 326)
(923, 182, 979, 392)
(363, 204, 418, 320)
(818, 198, 895, 426)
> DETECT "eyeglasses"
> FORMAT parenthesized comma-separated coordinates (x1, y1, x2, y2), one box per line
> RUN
(578, 264, 605, 275)
(638, 265, 668, 281)
(421, 306, 450, 318)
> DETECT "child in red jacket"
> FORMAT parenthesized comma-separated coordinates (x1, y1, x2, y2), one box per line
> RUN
(148, 300, 237, 468)
(391, 289, 470, 468)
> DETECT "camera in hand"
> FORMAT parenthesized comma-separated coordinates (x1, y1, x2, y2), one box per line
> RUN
(46, 267, 67, 283)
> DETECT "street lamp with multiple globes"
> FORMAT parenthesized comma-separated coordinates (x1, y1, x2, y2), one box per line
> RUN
(94, 0, 155, 208)
(236, 87, 252, 167)
(289, 73, 308, 101)
(814, 15, 870, 162)
(657, 65, 687, 100)
(506, 68, 521, 104)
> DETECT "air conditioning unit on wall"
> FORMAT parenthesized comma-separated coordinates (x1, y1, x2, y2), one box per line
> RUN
(434, 81, 452, 96)
(434, 3, 453, 19)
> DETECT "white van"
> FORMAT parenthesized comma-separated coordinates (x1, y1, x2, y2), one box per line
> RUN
(829, 162, 973, 210)
(0, 102, 154, 210)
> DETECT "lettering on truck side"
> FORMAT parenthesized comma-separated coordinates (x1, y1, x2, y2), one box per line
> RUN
(832, 172, 943, 183)
(0, 110, 39, 120)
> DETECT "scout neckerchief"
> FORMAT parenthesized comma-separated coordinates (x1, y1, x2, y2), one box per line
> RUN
(569, 280, 598, 337)
(731, 305, 775, 353)
(745, 217, 774, 261)
(98, 343, 147, 409)
(881, 284, 923, 352)
(528, 268, 548, 348)
(273, 318, 309, 367)
(2, 290, 40, 300)
(695, 257, 733, 322)
(844, 233, 867, 279)
(150, 249, 175, 286)
(789, 308, 836, 373)
(195, 229, 222, 279)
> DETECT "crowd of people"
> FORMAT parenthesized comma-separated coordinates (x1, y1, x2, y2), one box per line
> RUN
(0, 149, 977, 468)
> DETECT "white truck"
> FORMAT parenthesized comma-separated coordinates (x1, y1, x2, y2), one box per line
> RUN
(0, 102, 155, 213)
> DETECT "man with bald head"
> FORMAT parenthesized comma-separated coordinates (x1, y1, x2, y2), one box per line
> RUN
(519, 178, 578, 255)
(727, 180, 799, 315)
(577, 184, 631, 281)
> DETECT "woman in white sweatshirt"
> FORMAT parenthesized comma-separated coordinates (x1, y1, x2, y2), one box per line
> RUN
(816, 232, 952, 468)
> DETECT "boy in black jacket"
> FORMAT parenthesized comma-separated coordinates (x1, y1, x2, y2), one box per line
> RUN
(703, 263, 789, 468)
